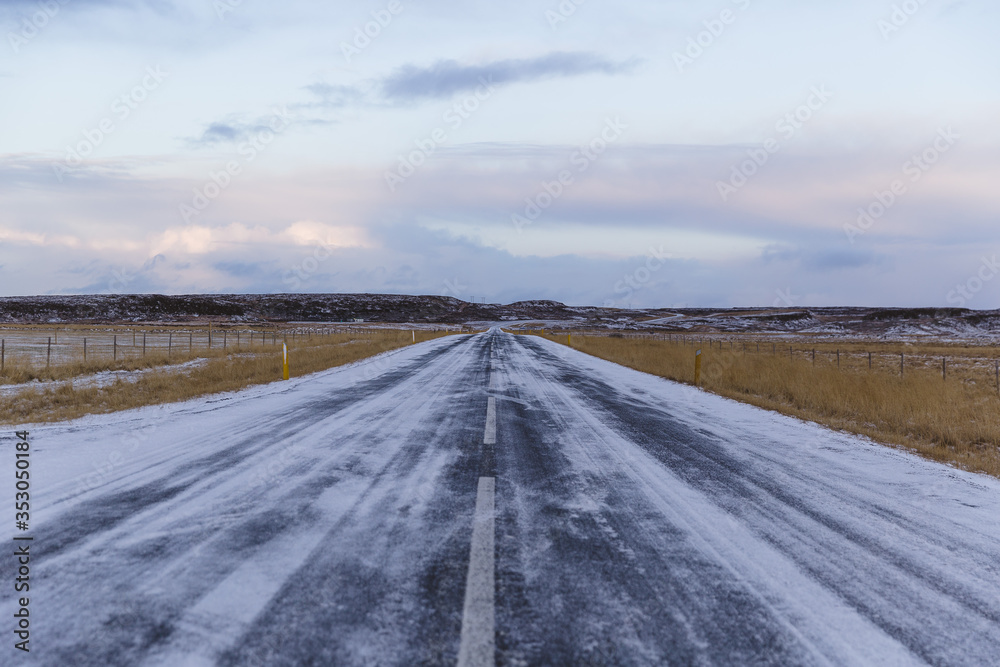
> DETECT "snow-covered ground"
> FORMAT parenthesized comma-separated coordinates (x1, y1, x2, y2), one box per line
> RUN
(0, 358, 211, 398)
(1, 330, 999, 665)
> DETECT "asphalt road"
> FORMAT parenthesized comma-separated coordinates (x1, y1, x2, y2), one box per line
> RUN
(3, 329, 1000, 666)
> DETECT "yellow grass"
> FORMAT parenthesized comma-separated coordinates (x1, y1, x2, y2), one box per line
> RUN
(0, 329, 453, 424)
(537, 332, 1000, 478)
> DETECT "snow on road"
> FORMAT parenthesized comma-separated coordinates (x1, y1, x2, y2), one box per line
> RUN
(2, 329, 999, 665)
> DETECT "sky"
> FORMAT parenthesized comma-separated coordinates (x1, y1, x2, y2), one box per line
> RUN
(1, 0, 998, 308)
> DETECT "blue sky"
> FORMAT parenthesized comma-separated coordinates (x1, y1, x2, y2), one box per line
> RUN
(1, 0, 998, 308)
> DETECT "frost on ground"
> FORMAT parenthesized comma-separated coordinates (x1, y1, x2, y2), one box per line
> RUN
(1, 332, 998, 665)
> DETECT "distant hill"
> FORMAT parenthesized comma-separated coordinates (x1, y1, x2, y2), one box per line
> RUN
(1, 295, 998, 340)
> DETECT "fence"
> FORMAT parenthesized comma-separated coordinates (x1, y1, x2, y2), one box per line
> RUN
(523, 329, 1000, 394)
(0, 324, 375, 376)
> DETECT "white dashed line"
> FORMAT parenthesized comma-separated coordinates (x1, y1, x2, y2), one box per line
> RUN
(484, 396, 496, 445)
(457, 476, 496, 667)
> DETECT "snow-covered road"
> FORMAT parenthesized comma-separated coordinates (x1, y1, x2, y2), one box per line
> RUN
(3, 329, 1000, 665)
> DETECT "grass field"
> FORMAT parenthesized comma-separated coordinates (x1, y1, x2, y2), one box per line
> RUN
(0, 325, 455, 424)
(530, 331, 1000, 478)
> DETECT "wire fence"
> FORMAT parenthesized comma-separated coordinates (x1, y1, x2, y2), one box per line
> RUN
(520, 329, 1000, 393)
(0, 325, 380, 374)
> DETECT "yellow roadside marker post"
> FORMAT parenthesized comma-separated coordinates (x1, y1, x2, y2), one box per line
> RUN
(695, 349, 702, 386)
(568, 334, 572, 346)
(283, 342, 290, 380)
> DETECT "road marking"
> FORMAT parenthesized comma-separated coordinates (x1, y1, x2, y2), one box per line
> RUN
(484, 396, 496, 445)
(457, 476, 495, 667)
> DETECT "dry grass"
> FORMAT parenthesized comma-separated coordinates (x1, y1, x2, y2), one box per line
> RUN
(535, 332, 1000, 478)
(0, 329, 453, 425)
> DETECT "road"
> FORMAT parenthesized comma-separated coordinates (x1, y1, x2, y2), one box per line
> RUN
(3, 329, 1000, 665)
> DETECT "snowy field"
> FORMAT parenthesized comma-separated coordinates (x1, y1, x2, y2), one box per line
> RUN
(1, 330, 999, 665)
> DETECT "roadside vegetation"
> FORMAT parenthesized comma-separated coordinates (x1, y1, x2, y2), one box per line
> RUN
(530, 331, 1000, 478)
(0, 327, 453, 424)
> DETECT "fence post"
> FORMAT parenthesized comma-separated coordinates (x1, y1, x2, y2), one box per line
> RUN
(1, 339, 4, 373)
(114, 335, 117, 360)
(812, 349, 815, 365)
(695, 349, 702, 386)
(189, 332, 193, 354)
(942, 358, 946, 381)
(168, 332, 172, 357)
(84, 337, 87, 362)
(143, 333, 146, 357)
(900, 353, 904, 377)
(47, 337, 51, 368)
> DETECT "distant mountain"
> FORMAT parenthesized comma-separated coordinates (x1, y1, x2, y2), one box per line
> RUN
(1, 295, 998, 340)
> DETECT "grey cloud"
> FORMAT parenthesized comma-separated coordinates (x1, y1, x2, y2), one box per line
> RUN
(301, 83, 366, 109)
(185, 109, 296, 148)
(0, 0, 174, 19)
(762, 245, 887, 272)
(380, 52, 639, 101)
(187, 119, 269, 147)
(300, 52, 638, 110)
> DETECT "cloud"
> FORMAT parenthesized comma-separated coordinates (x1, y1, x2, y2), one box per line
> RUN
(185, 109, 295, 148)
(0, 0, 175, 20)
(380, 52, 639, 101)
(761, 245, 887, 272)
(196, 122, 245, 145)
(3, 134, 999, 307)
(301, 83, 366, 109)
(298, 52, 638, 111)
